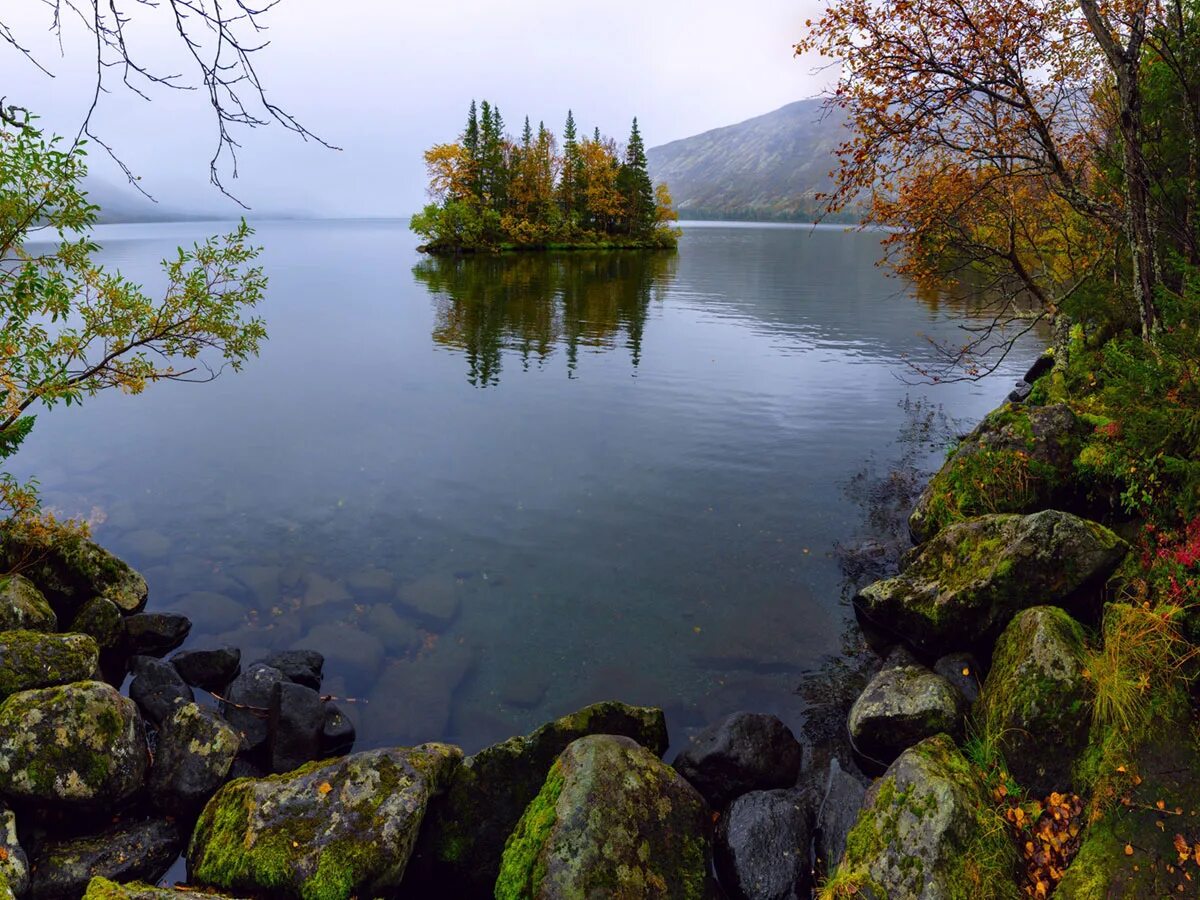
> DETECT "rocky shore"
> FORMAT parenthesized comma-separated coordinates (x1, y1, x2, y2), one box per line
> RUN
(1, 351, 1190, 899)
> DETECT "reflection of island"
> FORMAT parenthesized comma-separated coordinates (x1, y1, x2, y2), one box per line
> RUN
(414, 252, 678, 386)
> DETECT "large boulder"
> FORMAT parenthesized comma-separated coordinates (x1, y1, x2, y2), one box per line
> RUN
(28, 819, 181, 900)
(857, 510, 1126, 652)
(848, 655, 965, 765)
(0, 575, 56, 633)
(187, 744, 462, 899)
(812, 759, 868, 878)
(715, 788, 813, 900)
(220, 663, 286, 755)
(128, 656, 193, 725)
(829, 734, 1019, 898)
(0, 680, 147, 809)
(0, 630, 99, 701)
(975, 606, 1091, 797)
(495, 734, 715, 899)
(171, 647, 241, 691)
(0, 532, 147, 618)
(406, 701, 669, 899)
(672, 711, 804, 810)
(909, 403, 1087, 542)
(148, 702, 240, 817)
(70, 598, 124, 654)
(0, 803, 29, 899)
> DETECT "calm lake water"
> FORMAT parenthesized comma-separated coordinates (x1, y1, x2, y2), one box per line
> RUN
(13, 220, 1044, 754)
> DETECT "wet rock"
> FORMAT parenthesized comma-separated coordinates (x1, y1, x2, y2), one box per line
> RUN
(394, 573, 461, 629)
(1024, 353, 1055, 384)
(170, 647, 241, 691)
(848, 657, 965, 765)
(812, 758, 868, 877)
(28, 819, 181, 900)
(0, 680, 147, 809)
(227, 757, 265, 782)
(123, 613, 191, 657)
(294, 623, 381, 683)
(974, 606, 1090, 796)
(672, 711, 804, 810)
(0, 630, 99, 701)
(320, 701, 356, 757)
(408, 701, 669, 899)
(829, 734, 1018, 898)
(188, 744, 462, 898)
(128, 656, 193, 725)
(933, 651, 982, 706)
(83, 878, 248, 899)
(0, 533, 147, 619)
(1007, 380, 1033, 403)
(495, 734, 715, 899)
(70, 597, 124, 652)
(267, 682, 324, 774)
(258, 649, 323, 690)
(909, 403, 1088, 542)
(0, 575, 56, 633)
(715, 788, 812, 900)
(0, 803, 29, 899)
(148, 702, 239, 817)
(220, 664, 286, 756)
(857, 510, 1126, 653)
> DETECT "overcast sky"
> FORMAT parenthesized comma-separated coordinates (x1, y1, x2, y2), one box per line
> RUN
(4, 1, 831, 217)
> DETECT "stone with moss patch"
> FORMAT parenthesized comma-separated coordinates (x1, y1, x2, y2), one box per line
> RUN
(148, 701, 240, 817)
(0, 679, 147, 809)
(187, 743, 461, 899)
(0, 530, 147, 619)
(849, 659, 966, 765)
(857, 510, 1125, 653)
(405, 700, 669, 898)
(0, 803, 28, 899)
(909, 403, 1087, 542)
(0, 574, 56, 633)
(0, 629, 99, 702)
(84, 877, 250, 899)
(71, 596, 126, 652)
(495, 733, 715, 899)
(29, 819, 182, 898)
(828, 734, 1019, 899)
(974, 606, 1090, 796)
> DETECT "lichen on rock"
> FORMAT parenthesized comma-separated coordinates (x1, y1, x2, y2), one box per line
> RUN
(849, 658, 966, 765)
(0, 574, 56, 633)
(0, 530, 147, 618)
(0, 629, 99, 701)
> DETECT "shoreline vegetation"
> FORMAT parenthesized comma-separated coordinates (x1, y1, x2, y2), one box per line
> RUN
(410, 100, 680, 254)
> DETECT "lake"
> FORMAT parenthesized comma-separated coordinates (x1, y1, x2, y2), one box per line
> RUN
(11, 220, 1045, 755)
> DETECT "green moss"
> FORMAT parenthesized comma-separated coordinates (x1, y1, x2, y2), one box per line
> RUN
(0, 630, 98, 699)
(494, 760, 565, 900)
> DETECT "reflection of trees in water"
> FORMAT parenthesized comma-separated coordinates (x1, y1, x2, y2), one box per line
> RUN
(413, 251, 678, 386)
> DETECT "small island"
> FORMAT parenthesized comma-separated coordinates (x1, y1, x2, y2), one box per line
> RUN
(411, 100, 680, 253)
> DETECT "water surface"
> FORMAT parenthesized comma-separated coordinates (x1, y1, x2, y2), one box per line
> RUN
(13, 220, 1044, 753)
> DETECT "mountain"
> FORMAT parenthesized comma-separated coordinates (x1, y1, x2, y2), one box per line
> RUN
(647, 99, 854, 222)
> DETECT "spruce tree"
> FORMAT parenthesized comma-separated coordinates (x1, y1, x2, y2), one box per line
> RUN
(463, 100, 481, 203)
(560, 109, 580, 223)
(618, 117, 655, 235)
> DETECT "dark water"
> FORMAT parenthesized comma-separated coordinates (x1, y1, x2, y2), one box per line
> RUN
(13, 220, 1045, 754)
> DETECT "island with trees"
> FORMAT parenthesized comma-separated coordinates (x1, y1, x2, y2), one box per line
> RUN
(411, 101, 680, 253)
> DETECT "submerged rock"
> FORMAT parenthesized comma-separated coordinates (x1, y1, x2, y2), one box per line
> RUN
(407, 701, 669, 899)
(830, 734, 1018, 898)
(495, 734, 715, 899)
(974, 606, 1091, 796)
(857, 510, 1126, 652)
(0, 630, 99, 701)
(909, 403, 1087, 542)
(128, 656, 194, 725)
(171, 646, 241, 691)
(715, 788, 813, 900)
(0, 803, 29, 899)
(0, 575, 56, 633)
(848, 655, 965, 765)
(0, 532, 147, 618)
(148, 702, 240, 817)
(29, 820, 181, 900)
(0, 680, 147, 809)
(187, 744, 462, 899)
(672, 711, 804, 810)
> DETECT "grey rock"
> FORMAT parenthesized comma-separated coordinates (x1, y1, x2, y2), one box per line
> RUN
(933, 652, 982, 706)
(673, 711, 804, 810)
(70, 597, 124, 652)
(715, 788, 813, 900)
(148, 702, 240, 817)
(321, 701, 356, 757)
(848, 661, 965, 765)
(813, 759, 868, 877)
(171, 646, 241, 691)
(221, 663, 285, 755)
(258, 649, 323, 690)
(0, 631, 99, 702)
(29, 819, 181, 900)
(129, 656, 194, 725)
(123, 612, 191, 657)
(0, 534, 147, 619)
(0, 803, 29, 899)
(267, 682, 324, 774)
(0, 575, 56, 633)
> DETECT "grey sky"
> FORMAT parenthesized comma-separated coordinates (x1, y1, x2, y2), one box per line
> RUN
(5, 1, 830, 217)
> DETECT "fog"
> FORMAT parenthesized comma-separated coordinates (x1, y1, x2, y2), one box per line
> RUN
(2, 1, 830, 218)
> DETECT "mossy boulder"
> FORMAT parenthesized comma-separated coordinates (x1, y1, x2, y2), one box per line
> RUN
(495, 734, 715, 899)
(849, 659, 966, 765)
(829, 734, 1019, 899)
(70, 597, 125, 652)
(406, 700, 668, 898)
(0, 630, 99, 701)
(856, 510, 1126, 652)
(0, 575, 56, 633)
(909, 403, 1087, 542)
(148, 702, 240, 817)
(0, 803, 29, 899)
(29, 819, 182, 899)
(187, 743, 462, 899)
(84, 878, 248, 899)
(0, 532, 147, 619)
(0, 680, 147, 809)
(974, 606, 1091, 797)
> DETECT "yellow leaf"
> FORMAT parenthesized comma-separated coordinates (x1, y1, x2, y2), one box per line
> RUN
(317, 781, 332, 796)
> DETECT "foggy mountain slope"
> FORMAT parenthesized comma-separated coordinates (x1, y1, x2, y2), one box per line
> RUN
(647, 99, 853, 222)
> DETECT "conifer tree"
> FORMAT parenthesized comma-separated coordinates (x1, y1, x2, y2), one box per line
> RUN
(559, 110, 581, 224)
(618, 117, 655, 235)
(463, 100, 481, 203)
